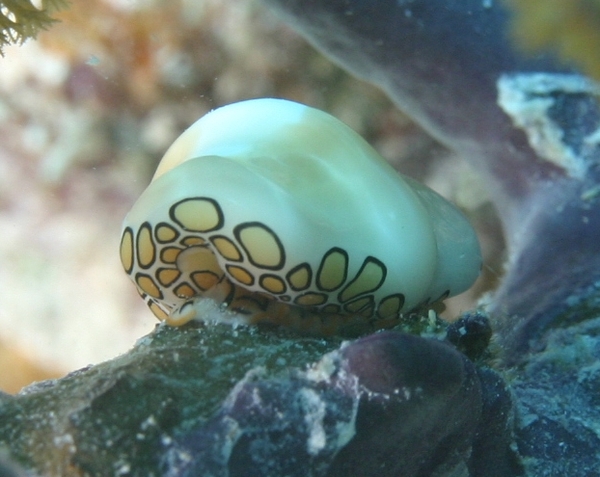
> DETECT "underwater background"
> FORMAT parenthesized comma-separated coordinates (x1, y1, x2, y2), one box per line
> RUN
(0, 0, 500, 392)
(4, 1, 600, 476)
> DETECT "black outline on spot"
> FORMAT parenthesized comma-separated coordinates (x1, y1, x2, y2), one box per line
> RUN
(225, 264, 255, 286)
(259, 273, 287, 294)
(156, 267, 182, 287)
(286, 262, 312, 291)
(136, 222, 156, 270)
(190, 270, 222, 291)
(180, 236, 207, 247)
(234, 222, 285, 271)
(176, 299, 195, 314)
(294, 291, 328, 307)
(338, 256, 387, 303)
(173, 282, 196, 299)
(148, 300, 170, 320)
(120, 227, 135, 274)
(135, 272, 163, 300)
(231, 293, 271, 314)
(376, 293, 406, 319)
(160, 246, 183, 264)
(343, 295, 375, 314)
(169, 197, 224, 232)
(154, 222, 181, 244)
(316, 247, 348, 292)
(210, 235, 243, 262)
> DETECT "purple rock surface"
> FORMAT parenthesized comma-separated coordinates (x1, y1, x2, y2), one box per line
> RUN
(166, 332, 516, 477)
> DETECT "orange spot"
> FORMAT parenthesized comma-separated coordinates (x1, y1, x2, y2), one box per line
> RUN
(136, 274, 162, 299)
(149, 301, 169, 320)
(294, 292, 327, 306)
(170, 197, 223, 232)
(235, 222, 284, 269)
(157, 268, 181, 287)
(377, 294, 405, 318)
(339, 257, 386, 302)
(317, 248, 348, 291)
(191, 271, 221, 290)
(137, 223, 156, 268)
(155, 223, 179, 243)
(211, 236, 242, 261)
(344, 296, 374, 313)
(226, 265, 255, 286)
(120, 228, 134, 274)
(181, 236, 206, 246)
(286, 263, 312, 291)
(174, 283, 196, 298)
(160, 247, 182, 264)
(259, 274, 287, 294)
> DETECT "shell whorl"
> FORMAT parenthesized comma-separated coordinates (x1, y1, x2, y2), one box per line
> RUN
(120, 98, 482, 333)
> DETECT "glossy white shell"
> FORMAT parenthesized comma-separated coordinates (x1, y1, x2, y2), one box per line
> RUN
(120, 98, 481, 326)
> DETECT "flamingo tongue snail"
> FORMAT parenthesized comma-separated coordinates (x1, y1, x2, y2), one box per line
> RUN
(120, 98, 482, 334)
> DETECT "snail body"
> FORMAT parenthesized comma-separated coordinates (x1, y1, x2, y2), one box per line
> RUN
(120, 98, 481, 333)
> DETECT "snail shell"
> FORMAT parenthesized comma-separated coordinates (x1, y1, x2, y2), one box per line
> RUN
(120, 98, 481, 334)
